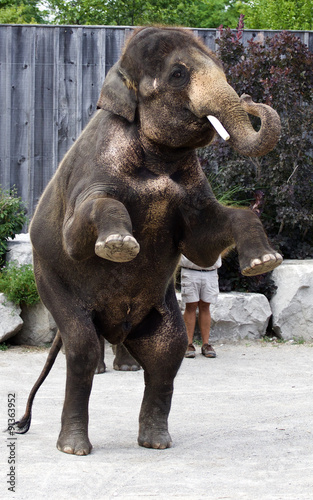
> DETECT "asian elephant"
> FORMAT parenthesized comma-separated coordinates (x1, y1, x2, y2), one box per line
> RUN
(13, 26, 282, 455)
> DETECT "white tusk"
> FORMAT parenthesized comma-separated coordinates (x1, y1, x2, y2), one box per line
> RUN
(207, 115, 230, 141)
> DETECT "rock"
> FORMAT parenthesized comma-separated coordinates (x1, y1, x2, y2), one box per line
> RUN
(270, 260, 313, 341)
(5, 234, 57, 346)
(5, 237, 312, 344)
(6, 233, 32, 266)
(0, 293, 23, 343)
(178, 291, 271, 341)
(210, 292, 271, 341)
(12, 302, 57, 346)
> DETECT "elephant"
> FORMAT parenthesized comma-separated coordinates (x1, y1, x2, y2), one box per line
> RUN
(95, 337, 141, 373)
(12, 26, 282, 455)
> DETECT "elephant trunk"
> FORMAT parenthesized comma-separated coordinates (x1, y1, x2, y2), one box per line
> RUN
(189, 77, 281, 157)
(220, 94, 281, 157)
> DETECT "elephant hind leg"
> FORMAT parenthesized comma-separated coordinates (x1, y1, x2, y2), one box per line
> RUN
(10, 330, 62, 434)
(125, 295, 187, 449)
(112, 343, 141, 371)
(95, 335, 106, 374)
(57, 329, 100, 456)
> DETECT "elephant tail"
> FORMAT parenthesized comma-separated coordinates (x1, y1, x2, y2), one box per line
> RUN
(9, 330, 62, 434)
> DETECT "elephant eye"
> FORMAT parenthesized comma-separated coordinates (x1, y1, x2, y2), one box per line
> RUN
(169, 65, 189, 87)
(172, 69, 182, 78)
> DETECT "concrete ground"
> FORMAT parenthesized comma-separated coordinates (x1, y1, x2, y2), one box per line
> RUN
(1, 340, 312, 500)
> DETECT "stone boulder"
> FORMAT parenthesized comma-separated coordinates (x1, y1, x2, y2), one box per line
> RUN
(270, 260, 313, 341)
(12, 302, 57, 346)
(6, 233, 32, 266)
(178, 291, 271, 341)
(5, 233, 57, 346)
(0, 293, 23, 343)
(210, 292, 271, 341)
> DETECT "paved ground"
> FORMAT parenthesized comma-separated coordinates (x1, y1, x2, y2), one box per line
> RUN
(1, 340, 312, 500)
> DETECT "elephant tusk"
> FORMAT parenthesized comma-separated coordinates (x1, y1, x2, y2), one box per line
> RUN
(207, 115, 230, 141)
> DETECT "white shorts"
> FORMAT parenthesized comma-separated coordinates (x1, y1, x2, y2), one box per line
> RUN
(181, 268, 219, 305)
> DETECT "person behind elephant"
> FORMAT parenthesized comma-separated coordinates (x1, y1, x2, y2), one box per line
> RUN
(181, 255, 221, 358)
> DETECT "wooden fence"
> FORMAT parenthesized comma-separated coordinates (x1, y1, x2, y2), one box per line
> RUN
(1, 24, 313, 219)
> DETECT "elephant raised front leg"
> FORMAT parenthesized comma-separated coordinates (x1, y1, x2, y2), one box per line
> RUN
(63, 197, 140, 262)
(183, 203, 282, 277)
(229, 208, 283, 275)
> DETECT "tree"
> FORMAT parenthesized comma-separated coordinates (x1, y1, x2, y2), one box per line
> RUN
(239, 0, 313, 30)
(0, 0, 46, 23)
(45, 0, 241, 28)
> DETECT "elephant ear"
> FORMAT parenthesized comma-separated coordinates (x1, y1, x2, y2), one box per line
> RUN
(97, 62, 137, 122)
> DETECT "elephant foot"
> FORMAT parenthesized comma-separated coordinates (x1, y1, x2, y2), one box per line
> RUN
(112, 343, 141, 371)
(242, 252, 283, 276)
(113, 360, 141, 371)
(95, 360, 106, 374)
(57, 431, 92, 456)
(95, 234, 140, 262)
(138, 425, 172, 450)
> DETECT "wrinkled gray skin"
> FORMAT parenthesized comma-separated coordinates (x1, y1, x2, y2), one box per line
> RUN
(16, 27, 282, 455)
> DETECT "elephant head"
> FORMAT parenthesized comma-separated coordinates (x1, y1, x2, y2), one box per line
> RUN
(98, 27, 281, 156)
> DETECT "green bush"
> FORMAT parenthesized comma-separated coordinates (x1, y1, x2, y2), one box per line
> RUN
(0, 261, 40, 306)
(198, 16, 313, 298)
(0, 187, 27, 265)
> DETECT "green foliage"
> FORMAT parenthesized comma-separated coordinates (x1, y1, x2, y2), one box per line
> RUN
(2, 0, 313, 29)
(0, 261, 40, 306)
(240, 0, 313, 30)
(205, 167, 249, 207)
(45, 0, 240, 28)
(0, 187, 27, 265)
(199, 16, 313, 296)
(0, 342, 9, 351)
(0, 0, 47, 24)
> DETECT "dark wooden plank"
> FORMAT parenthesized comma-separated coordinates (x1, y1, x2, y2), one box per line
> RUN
(10, 26, 35, 209)
(0, 26, 12, 189)
(32, 27, 56, 210)
(98, 26, 107, 96)
(81, 27, 100, 129)
(308, 32, 313, 53)
(52, 27, 60, 178)
(57, 26, 81, 164)
(105, 27, 127, 76)
(196, 29, 217, 51)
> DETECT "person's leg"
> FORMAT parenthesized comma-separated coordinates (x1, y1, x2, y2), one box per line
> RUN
(183, 302, 198, 357)
(198, 299, 216, 358)
(183, 302, 198, 343)
(198, 299, 211, 345)
(181, 268, 202, 357)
